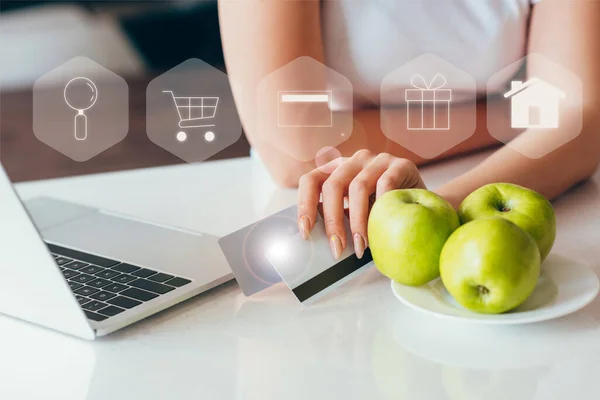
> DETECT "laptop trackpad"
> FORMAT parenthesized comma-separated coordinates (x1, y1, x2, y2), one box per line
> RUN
(41, 211, 230, 280)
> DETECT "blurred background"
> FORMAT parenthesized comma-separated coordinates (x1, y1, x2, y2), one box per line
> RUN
(0, 0, 250, 182)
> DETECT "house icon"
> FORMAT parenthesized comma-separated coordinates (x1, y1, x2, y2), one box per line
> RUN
(504, 78, 565, 129)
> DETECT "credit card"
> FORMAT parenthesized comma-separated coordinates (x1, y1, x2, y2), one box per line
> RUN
(265, 210, 373, 305)
(218, 206, 297, 296)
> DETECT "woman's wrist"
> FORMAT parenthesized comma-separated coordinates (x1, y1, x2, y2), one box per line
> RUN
(435, 184, 465, 211)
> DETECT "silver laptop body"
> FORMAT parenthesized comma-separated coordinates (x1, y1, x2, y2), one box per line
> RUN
(0, 164, 232, 339)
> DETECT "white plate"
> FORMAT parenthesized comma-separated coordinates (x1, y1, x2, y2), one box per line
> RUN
(391, 254, 600, 324)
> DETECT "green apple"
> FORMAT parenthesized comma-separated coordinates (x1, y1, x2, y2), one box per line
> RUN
(368, 189, 460, 286)
(458, 183, 556, 261)
(440, 217, 540, 314)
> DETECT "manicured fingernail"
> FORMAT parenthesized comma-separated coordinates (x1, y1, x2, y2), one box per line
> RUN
(299, 216, 310, 240)
(353, 233, 365, 259)
(330, 235, 343, 260)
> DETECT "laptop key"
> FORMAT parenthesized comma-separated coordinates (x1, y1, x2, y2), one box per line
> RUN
(111, 274, 136, 284)
(148, 273, 174, 283)
(129, 279, 176, 295)
(85, 310, 108, 322)
(121, 287, 158, 302)
(80, 265, 105, 275)
(103, 283, 128, 293)
(131, 268, 157, 278)
(71, 274, 96, 284)
(107, 296, 141, 309)
(52, 254, 59, 258)
(90, 291, 117, 302)
(62, 269, 81, 279)
(74, 286, 101, 297)
(69, 282, 84, 291)
(55, 257, 73, 266)
(64, 261, 89, 270)
(83, 300, 107, 312)
(165, 277, 192, 287)
(94, 269, 121, 279)
(75, 295, 91, 306)
(87, 278, 112, 289)
(46, 243, 120, 268)
(98, 305, 125, 317)
(112, 263, 141, 274)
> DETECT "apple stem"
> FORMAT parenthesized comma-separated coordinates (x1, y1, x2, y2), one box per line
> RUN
(477, 285, 489, 295)
(501, 207, 511, 212)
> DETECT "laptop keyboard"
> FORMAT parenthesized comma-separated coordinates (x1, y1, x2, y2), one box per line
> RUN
(46, 243, 192, 322)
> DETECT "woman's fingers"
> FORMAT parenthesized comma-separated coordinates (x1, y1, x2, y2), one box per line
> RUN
(297, 157, 345, 239)
(321, 157, 367, 259)
(348, 155, 393, 258)
(297, 169, 329, 240)
(376, 159, 425, 198)
(298, 150, 424, 262)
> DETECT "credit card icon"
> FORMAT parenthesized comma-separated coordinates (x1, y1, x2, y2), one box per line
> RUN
(278, 91, 333, 128)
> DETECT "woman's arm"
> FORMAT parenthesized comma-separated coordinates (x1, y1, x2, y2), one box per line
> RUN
(436, 0, 600, 208)
(294, 0, 599, 259)
(218, 0, 324, 186)
(219, 0, 505, 187)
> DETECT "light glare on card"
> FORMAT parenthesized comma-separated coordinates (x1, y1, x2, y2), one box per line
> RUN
(218, 207, 298, 296)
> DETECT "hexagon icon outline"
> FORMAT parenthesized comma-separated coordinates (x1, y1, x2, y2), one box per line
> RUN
(146, 58, 243, 163)
(486, 53, 583, 159)
(380, 53, 477, 159)
(33, 56, 129, 162)
(256, 56, 354, 162)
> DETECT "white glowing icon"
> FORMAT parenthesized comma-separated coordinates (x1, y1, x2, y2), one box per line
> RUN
(503, 78, 565, 129)
(278, 90, 333, 128)
(164, 90, 219, 143)
(64, 77, 98, 141)
(405, 74, 452, 131)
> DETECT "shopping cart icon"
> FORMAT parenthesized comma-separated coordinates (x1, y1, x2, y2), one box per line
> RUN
(163, 90, 219, 142)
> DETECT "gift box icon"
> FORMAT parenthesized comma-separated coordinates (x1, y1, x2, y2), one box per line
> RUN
(405, 74, 452, 130)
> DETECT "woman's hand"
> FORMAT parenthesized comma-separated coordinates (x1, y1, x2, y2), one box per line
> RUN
(297, 149, 426, 260)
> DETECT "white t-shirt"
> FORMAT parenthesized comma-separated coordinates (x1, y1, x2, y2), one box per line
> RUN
(322, 0, 543, 106)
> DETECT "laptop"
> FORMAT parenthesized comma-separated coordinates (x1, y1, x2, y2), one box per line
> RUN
(0, 164, 233, 340)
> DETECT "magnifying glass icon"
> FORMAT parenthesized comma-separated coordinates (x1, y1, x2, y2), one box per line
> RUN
(64, 77, 98, 141)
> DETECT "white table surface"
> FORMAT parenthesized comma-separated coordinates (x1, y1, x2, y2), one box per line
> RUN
(2, 152, 599, 400)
